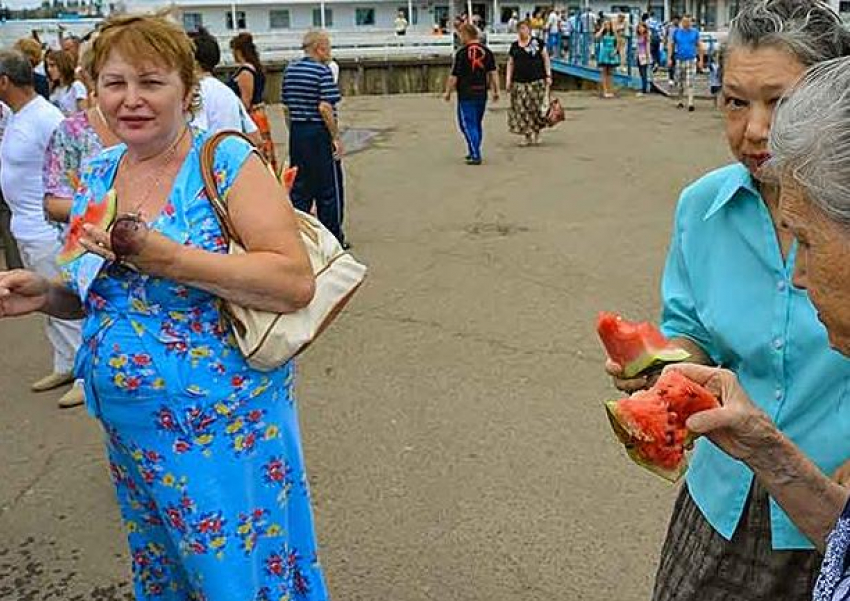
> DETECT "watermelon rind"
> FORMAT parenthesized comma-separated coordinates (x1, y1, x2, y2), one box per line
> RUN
(57, 190, 118, 266)
(625, 445, 686, 482)
(621, 347, 692, 379)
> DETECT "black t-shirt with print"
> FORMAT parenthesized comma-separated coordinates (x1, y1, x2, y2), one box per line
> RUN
(509, 37, 546, 83)
(452, 42, 497, 100)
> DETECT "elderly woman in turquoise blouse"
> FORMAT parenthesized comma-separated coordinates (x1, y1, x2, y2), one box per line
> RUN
(605, 1, 850, 600)
(673, 55, 850, 601)
(0, 14, 329, 601)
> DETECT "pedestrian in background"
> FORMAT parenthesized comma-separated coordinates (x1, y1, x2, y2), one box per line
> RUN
(506, 20, 551, 146)
(0, 50, 82, 401)
(395, 10, 409, 35)
(635, 20, 652, 96)
(228, 32, 278, 172)
(46, 49, 86, 116)
(282, 30, 347, 246)
(0, 99, 21, 270)
(595, 19, 620, 98)
(665, 15, 680, 87)
(668, 14, 704, 111)
(546, 7, 561, 57)
(444, 22, 499, 165)
(13, 38, 50, 99)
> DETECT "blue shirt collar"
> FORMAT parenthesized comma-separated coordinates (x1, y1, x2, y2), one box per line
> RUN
(703, 163, 760, 221)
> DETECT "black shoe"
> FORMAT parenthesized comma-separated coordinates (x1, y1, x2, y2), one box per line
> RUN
(677, 102, 684, 109)
(688, 105, 695, 112)
(466, 157, 482, 165)
(464, 154, 472, 161)
(341, 241, 352, 250)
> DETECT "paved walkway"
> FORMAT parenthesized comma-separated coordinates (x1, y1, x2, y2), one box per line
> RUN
(0, 91, 731, 601)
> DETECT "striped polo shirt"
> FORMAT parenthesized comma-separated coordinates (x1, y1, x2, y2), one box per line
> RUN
(281, 57, 341, 123)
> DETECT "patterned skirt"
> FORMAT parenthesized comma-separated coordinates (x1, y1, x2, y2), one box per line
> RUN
(508, 80, 549, 136)
(652, 481, 822, 601)
(250, 103, 279, 175)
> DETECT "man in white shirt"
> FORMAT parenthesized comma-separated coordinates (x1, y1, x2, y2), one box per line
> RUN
(0, 99, 22, 270)
(546, 8, 561, 56)
(395, 11, 409, 35)
(0, 51, 83, 407)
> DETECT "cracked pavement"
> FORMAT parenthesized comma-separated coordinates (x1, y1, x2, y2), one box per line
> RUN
(0, 93, 731, 600)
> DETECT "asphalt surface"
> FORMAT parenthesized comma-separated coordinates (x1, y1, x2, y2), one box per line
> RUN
(0, 91, 732, 601)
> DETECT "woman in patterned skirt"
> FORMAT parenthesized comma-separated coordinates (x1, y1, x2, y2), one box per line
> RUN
(506, 20, 552, 147)
(0, 14, 328, 601)
(604, 1, 850, 599)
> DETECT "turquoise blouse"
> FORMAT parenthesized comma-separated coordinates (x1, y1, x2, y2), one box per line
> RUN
(661, 163, 850, 550)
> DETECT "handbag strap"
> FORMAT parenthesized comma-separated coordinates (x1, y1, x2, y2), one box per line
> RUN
(200, 129, 267, 246)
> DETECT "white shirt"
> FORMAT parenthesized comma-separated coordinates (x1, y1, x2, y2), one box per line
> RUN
(395, 16, 408, 33)
(547, 11, 560, 34)
(49, 80, 87, 116)
(327, 60, 340, 84)
(0, 101, 10, 143)
(192, 75, 258, 134)
(0, 95, 64, 242)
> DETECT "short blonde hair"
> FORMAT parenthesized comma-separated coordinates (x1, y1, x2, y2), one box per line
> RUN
(13, 38, 42, 67)
(90, 12, 197, 101)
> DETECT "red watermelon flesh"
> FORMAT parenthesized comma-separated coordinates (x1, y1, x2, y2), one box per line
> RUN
(605, 370, 720, 481)
(57, 190, 117, 265)
(597, 311, 691, 378)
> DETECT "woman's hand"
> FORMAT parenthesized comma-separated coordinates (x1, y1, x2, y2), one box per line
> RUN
(605, 359, 659, 392)
(833, 460, 850, 487)
(79, 217, 179, 273)
(0, 270, 50, 317)
(669, 364, 777, 464)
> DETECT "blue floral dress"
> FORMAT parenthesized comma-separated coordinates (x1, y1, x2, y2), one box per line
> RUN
(61, 130, 329, 601)
(815, 500, 850, 601)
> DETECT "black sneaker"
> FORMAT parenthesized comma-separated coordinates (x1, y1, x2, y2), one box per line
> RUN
(677, 102, 684, 109)
(688, 105, 695, 112)
(466, 157, 482, 165)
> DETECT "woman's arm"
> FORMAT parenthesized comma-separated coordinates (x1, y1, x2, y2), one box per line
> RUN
(83, 154, 315, 314)
(505, 57, 514, 90)
(44, 194, 73, 222)
(235, 69, 254, 109)
(676, 364, 849, 552)
(0, 270, 84, 320)
(541, 47, 552, 84)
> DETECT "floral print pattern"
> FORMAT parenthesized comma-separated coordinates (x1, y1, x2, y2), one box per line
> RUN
(61, 130, 328, 601)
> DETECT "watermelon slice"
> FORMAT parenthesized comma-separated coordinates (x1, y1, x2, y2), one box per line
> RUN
(605, 370, 720, 481)
(56, 190, 118, 265)
(597, 311, 691, 378)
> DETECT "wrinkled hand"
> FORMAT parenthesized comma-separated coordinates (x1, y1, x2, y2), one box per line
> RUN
(605, 358, 659, 393)
(332, 138, 344, 160)
(833, 460, 850, 488)
(0, 269, 50, 317)
(667, 364, 776, 463)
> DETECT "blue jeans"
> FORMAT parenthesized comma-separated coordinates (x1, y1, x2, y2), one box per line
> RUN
(288, 121, 345, 244)
(457, 97, 487, 161)
(547, 32, 561, 55)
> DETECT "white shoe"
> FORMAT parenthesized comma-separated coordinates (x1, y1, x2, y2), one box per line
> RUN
(58, 383, 85, 409)
(31, 371, 75, 392)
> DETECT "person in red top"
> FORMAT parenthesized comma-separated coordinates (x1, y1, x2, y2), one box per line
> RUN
(444, 23, 499, 165)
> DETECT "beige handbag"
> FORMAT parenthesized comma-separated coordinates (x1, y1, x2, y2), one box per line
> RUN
(200, 130, 367, 371)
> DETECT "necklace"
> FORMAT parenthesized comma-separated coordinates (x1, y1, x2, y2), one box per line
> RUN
(119, 126, 190, 218)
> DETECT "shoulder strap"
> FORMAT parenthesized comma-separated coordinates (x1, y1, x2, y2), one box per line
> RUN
(200, 129, 266, 245)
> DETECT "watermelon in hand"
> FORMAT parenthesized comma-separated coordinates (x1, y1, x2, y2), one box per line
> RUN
(597, 311, 690, 378)
(57, 190, 118, 266)
(605, 370, 720, 481)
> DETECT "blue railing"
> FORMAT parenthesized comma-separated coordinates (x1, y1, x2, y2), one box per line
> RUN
(550, 31, 719, 90)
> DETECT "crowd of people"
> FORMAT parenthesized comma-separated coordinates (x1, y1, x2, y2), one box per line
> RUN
(5, 0, 850, 600)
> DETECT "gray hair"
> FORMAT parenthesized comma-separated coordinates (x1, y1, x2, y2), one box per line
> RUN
(769, 56, 850, 225)
(728, 0, 850, 66)
(0, 51, 33, 87)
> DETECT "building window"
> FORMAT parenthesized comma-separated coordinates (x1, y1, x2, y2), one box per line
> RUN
(500, 6, 518, 23)
(398, 6, 418, 24)
(355, 7, 376, 26)
(269, 8, 290, 29)
(312, 7, 333, 27)
(225, 10, 246, 30)
(183, 11, 203, 31)
(840, 0, 850, 11)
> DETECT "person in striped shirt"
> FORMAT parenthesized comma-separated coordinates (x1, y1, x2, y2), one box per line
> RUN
(281, 31, 347, 247)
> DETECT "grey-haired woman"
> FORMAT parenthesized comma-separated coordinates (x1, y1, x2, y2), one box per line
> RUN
(672, 55, 850, 601)
(601, 1, 850, 599)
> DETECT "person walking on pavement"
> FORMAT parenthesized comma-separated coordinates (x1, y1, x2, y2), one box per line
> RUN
(0, 99, 22, 270)
(444, 22, 499, 165)
(668, 14, 704, 111)
(282, 30, 347, 246)
(0, 50, 83, 406)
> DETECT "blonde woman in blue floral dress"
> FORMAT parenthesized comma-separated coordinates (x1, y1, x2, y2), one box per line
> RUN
(0, 14, 328, 601)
